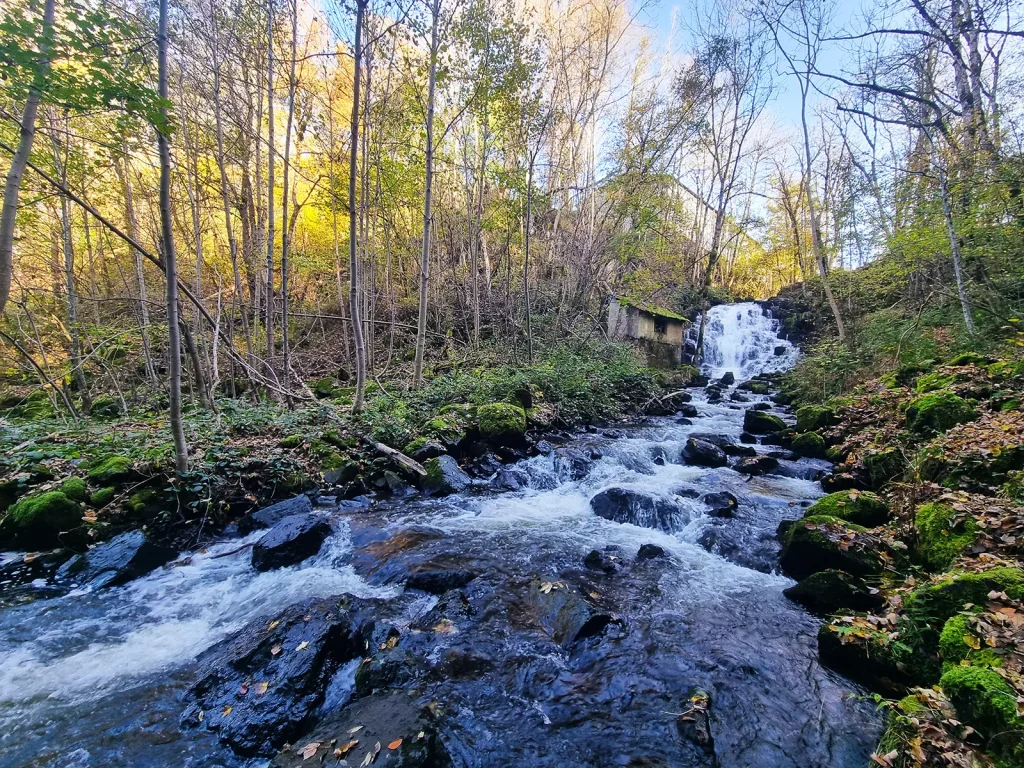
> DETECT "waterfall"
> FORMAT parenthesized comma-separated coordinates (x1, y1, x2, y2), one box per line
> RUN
(698, 302, 798, 380)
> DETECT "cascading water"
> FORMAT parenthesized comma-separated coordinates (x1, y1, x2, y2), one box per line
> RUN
(0, 303, 879, 768)
(699, 302, 798, 380)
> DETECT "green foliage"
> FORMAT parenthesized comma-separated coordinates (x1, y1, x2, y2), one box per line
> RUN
(906, 391, 978, 436)
(89, 486, 115, 507)
(939, 614, 1000, 669)
(905, 568, 1024, 641)
(804, 490, 891, 527)
(864, 448, 906, 488)
(915, 503, 979, 571)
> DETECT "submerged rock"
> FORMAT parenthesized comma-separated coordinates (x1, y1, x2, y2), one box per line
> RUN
(526, 578, 613, 646)
(590, 487, 688, 532)
(237, 494, 313, 535)
(55, 530, 176, 588)
(405, 569, 478, 594)
(637, 543, 667, 560)
(783, 569, 884, 615)
(703, 492, 739, 517)
(553, 447, 592, 481)
(181, 595, 376, 757)
(251, 513, 332, 572)
(268, 691, 452, 768)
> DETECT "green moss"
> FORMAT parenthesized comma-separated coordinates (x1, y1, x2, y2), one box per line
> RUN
(915, 503, 978, 571)
(949, 352, 990, 367)
(905, 568, 1024, 643)
(864, 448, 906, 488)
(89, 394, 122, 418)
(906, 391, 978, 436)
(915, 372, 957, 394)
(873, 696, 932, 768)
(128, 488, 158, 515)
(404, 437, 428, 454)
(320, 450, 347, 471)
(60, 477, 87, 501)
(743, 409, 785, 433)
(804, 490, 891, 527)
(1000, 399, 1019, 412)
(89, 486, 116, 507)
(312, 377, 339, 399)
(278, 434, 303, 449)
(477, 403, 527, 441)
(2, 491, 81, 548)
(939, 614, 1002, 669)
(738, 380, 771, 394)
(791, 431, 827, 458)
(86, 455, 134, 485)
(940, 665, 1023, 757)
(795, 405, 835, 433)
(783, 569, 881, 614)
(780, 515, 883, 579)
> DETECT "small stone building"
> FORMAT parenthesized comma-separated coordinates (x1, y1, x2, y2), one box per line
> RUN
(606, 297, 686, 367)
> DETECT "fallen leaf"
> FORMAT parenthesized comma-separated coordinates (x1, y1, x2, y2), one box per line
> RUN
(300, 742, 320, 759)
(255, 681, 269, 695)
(540, 582, 553, 594)
(388, 739, 403, 750)
(238, 683, 249, 695)
(360, 750, 375, 766)
(221, 705, 232, 717)
(296, 641, 310, 651)
(267, 619, 280, 631)
(349, 725, 364, 734)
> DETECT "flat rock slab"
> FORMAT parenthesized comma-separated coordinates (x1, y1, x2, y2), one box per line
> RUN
(238, 495, 313, 535)
(269, 691, 452, 768)
(181, 595, 375, 757)
(404, 569, 478, 595)
(251, 513, 332, 572)
(55, 530, 176, 589)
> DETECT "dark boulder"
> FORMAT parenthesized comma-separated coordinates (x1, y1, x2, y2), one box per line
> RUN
(729, 392, 750, 403)
(526, 578, 613, 646)
(703, 492, 738, 518)
(820, 472, 862, 493)
(55, 530, 176, 589)
(637, 543, 667, 560)
(405, 569, 478, 595)
(590, 487, 688, 533)
(779, 516, 886, 580)
(719, 372, 735, 386)
(743, 409, 786, 434)
(423, 455, 472, 496)
(750, 402, 773, 411)
(237, 495, 313, 535)
(774, 345, 787, 356)
(783, 570, 884, 615)
(267, 691, 452, 768)
(739, 432, 757, 444)
(554, 447, 593, 481)
(489, 466, 529, 492)
(690, 375, 710, 388)
(682, 438, 727, 468)
(182, 595, 375, 757)
(251, 514, 332, 572)
(732, 455, 779, 476)
(678, 403, 700, 418)
(534, 440, 554, 456)
(584, 548, 619, 574)
(410, 440, 446, 462)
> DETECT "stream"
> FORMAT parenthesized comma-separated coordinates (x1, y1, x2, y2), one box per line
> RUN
(0, 302, 882, 767)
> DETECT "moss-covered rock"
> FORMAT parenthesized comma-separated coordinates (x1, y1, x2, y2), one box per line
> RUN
(60, 477, 87, 502)
(795, 405, 835, 433)
(905, 568, 1024, 648)
(949, 352, 991, 367)
(1, 491, 81, 549)
(311, 377, 340, 399)
(804, 490, 891, 527)
(779, 515, 885, 580)
(89, 486, 116, 507)
(938, 614, 1002, 669)
(477, 403, 526, 444)
(90, 394, 122, 418)
(872, 695, 932, 768)
(278, 434, 303, 449)
(914, 503, 978, 571)
(127, 488, 159, 515)
(940, 665, 1023, 759)
(906, 391, 978, 436)
(790, 431, 827, 459)
(817, 621, 919, 694)
(743, 409, 785, 434)
(915, 372, 957, 394)
(738, 380, 771, 395)
(87, 455, 135, 486)
(783, 569, 884, 614)
(864, 448, 906, 488)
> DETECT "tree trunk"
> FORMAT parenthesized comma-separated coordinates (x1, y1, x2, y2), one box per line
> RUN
(279, 0, 298, 407)
(265, 0, 276, 360)
(413, 0, 440, 386)
(349, 0, 368, 411)
(935, 153, 977, 334)
(0, 0, 56, 317)
(158, 0, 188, 472)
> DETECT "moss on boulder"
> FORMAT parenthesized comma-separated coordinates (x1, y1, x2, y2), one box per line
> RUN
(905, 568, 1024, 649)
(872, 695, 933, 768)
(949, 352, 991, 367)
(817, 621, 919, 694)
(791, 431, 827, 458)
(743, 409, 785, 434)
(87, 455, 135, 485)
(906, 391, 978, 436)
(278, 434, 303, 449)
(939, 614, 1001, 669)
(1, 491, 81, 548)
(89, 486, 116, 507)
(477, 403, 527, 444)
(940, 665, 1024, 759)
(804, 490, 891, 527)
(60, 477, 87, 502)
(738, 380, 771, 395)
(795, 405, 835, 433)
(864, 448, 905, 488)
(779, 515, 885, 580)
(783, 569, 883, 614)
(915, 372, 957, 394)
(915, 502, 978, 571)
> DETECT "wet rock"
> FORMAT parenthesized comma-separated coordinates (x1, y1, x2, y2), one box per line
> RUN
(438, 646, 495, 679)
(410, 440, 447, 462)
(744, 409, 785, 434)
(251, 513, 332, 572)
(729, 392, 750, 403)
(637, 543, 667, 560)
(783, 569, 884, 615)
(55, 530, 176, 589)
(237, 494, 313, 535)
(405, 569, 478, 595)
(820, 472, 862, 493)
(583, 548, 619, 574)
(182, 595, 375, 757)
(424, 456, 472, 496)
(732, 455, 779, 476)
(526, 578, 613, 646)
(268, 691, 451, 768)
(647, 391, 695, 416)
(779, 516, 885, 580)
(676, 416, 693, 426)
(676, 688, 715, 760)
(603, 429, 626, 439)
(719, 372, 735, 386)
(703, 492, 738, 518)
(739, 431, 757, 444)
(682, 438, 727, 468)
(774, 345, 787, 356)
(554, 447, 592, 481)
(355, 646, 423, 695)
(750, 402, 772, 411)
(678, 403, 699, 418)
(590, 487, 688, 532)
(534, 440, 554, 456)
(690, 374, 710, 388)
(489, 466, 529, 492)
